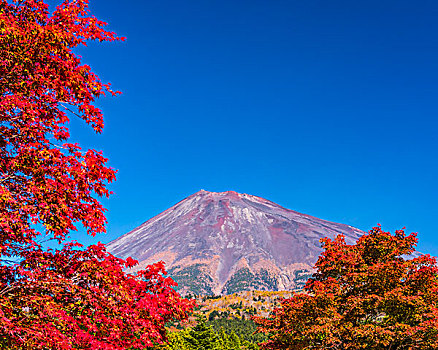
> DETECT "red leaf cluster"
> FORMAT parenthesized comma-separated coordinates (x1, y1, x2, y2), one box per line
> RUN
(254, 226, 438, 349)
(0, 1, 194, 348)
(1, 242, 194, 349)
(0, 0, 121, 253)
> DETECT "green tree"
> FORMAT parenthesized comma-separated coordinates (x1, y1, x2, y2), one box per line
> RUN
(222, 329, 242, 349)
(208, 317, 266, 345)
(160, 331, 192, 350)
(184, 316, 221, 350)
(158, 315, 261, 350)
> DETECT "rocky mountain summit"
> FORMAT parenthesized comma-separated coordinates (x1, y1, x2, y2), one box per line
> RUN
(107, 190, 364, 295)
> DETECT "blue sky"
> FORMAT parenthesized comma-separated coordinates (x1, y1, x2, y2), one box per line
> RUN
(65, 0, 437, 255)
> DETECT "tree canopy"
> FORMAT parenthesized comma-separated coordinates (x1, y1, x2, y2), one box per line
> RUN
(255, 226, 438, 350)
(0, 0, 193, 348)
(157, 316, 259, 350)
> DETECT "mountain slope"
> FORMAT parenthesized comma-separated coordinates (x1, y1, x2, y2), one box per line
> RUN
(107, 190, 363, 295)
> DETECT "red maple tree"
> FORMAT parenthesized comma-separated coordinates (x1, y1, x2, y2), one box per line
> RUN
(254, 226, 438, 350)
(0, 0, 193, 348)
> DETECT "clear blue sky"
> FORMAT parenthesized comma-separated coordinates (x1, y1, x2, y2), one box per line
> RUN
(64, 0, 437, 255)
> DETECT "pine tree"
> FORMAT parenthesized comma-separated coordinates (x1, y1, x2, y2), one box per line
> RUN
(183, 316, 221, 350)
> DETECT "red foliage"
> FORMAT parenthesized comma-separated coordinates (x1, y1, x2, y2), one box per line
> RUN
(0, 0, 119, 254)
(254, 226, 438, 349)
(1, 242, 194, 349)
(0, 0, 193, 348)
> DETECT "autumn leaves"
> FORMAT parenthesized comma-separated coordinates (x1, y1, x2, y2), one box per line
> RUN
(0, 1, 192, 348)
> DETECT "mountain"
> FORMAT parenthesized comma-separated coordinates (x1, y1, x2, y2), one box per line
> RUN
(107, 190, 364, 295)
